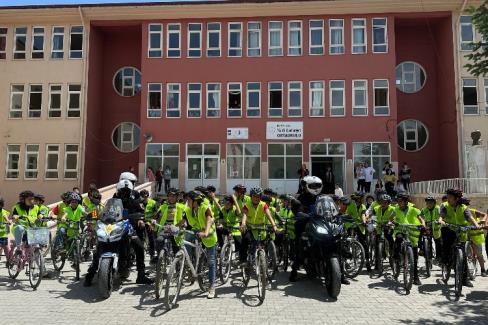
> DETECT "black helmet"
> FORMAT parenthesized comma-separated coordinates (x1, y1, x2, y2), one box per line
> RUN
(339, 196, 351, 206)
(261, 194, 272, 204)
(194, 186, 209, 196)
(233, 184, 246, 193)
(187, 190, 205, 202)
(263, 188, 274, 195)
(206, 185, 216, 193)
(167, 188, 179, 195)
(91, 191, 102, 205)
(223, 195, 234, 203)
(380, 194, 392, 203)
(459, 197, 471, 206)
(446, 188, 463, 199)
(279, 194, 288, 200)
(139, 189, 150, 198)
(19, 190, 35, 200)
(250, 187, 263, 197)
(34, 194, 45, 201)
(441, 194, 448, 201)
(67, 192, 82, 203)
(424, 196, 436, 202)
(351, 192, 364, 200)
(396, 191, 410, 201)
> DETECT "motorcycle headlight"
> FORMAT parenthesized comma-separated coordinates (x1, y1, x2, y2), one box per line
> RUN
(316, 226, 328, 235)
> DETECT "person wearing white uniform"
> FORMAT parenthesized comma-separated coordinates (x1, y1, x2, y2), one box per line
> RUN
(363, 162, 376, 193)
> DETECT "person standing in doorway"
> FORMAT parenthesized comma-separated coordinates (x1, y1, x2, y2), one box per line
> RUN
(356, 163, 365, 192)
(155, 166, 163, 193)
(163, 165, 172, 194)
(363, 162, 375, 193)
(323, 166, 335, 194)
(334, 183, 344, 197)
(399, 163, 412, 192)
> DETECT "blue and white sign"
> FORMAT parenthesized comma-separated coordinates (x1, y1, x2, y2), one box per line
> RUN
(227, 128, 249, 140)
(266, 122, 303, 140)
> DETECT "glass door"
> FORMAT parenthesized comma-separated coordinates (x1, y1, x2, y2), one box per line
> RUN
(186, 144, 220, 192)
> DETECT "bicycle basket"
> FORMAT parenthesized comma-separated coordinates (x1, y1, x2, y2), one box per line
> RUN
(27, 227, 50, 245)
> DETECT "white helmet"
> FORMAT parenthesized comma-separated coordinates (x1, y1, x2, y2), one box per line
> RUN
(302, 175, 323, 196)
(116, 179, 134, 191)
(119, 172, 137, 184)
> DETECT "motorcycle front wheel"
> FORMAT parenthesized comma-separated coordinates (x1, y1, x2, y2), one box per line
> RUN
(325, 257, 341, 299)
(98, 258, 113, 299)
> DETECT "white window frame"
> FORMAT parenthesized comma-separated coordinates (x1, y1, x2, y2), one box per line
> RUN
(228, 22, 243, 57)
(329, 80, 345, 117)
(353, 142, 391, 181)
(226, 143, 261, 180)
(187, 83, 202, 118)
(268, 21, 283, 56)
(246, 82, 261, 118)
(247, 21, 261, 57)
(148, 23, 163, 58)
(460, 15, 475, 51)
(462, 78, 479, 115)
(0, 27, 7, 59)
(9, 84, 24, 119)
(31, 26, 44, 59)
(48, 84, 62, 118)
(167, 23, 181, 58)
(206, 22, 221, 57)
(227, 82, 242, 118)
(309, 80, 325, 117)
(329, 19, 344, 55)
(112, 122, 139, 153)
(268, 81, 283, 117)
(5, 144, 21, 180)
(24, 144, 39, 180)
(395, 61, 427, 94)
(397, 119, 429, 152)
(206, 82, 221, 118)
(51, 26, 64, 59)
(145, 143, 180, 181)
(166, 83, 181, 118)
(309, 19, 324, 55)
(268, 143, 303, 180)
(28, 84, 42, 119)
(45, 144, 60, 179)
(13, 26, 27, 60)
(67, 84, 81, 118)
(187, 23, 202, 58)
(288, 20, 302, 56)
(373, 79, 390, 116)
(352, 80, 368, 116)
(288, 81, 303, 117)
(64, 144, 79, 180)
(113, 67, 142, 97)
(69, 26, 83, 59)
(147, 83, 162, 118)
(372, 18, 388, 53)
(352, 18, 367, 54)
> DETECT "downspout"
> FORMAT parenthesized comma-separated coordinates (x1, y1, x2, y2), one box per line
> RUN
(78, 6, 89, 190)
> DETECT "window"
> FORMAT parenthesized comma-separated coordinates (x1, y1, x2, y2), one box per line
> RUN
(51, 26, 64, 59)
(353, 142, 391, 179)
(6, 145, 21, 179)
(373, 79, 389, 115)
(188, 23, 202, 58)
(24, 144, 39, 179)
(247, 82, 261, 117)
(206, 83, 221, 118)
(228, 83, 242, 117)
(45, 144, 59, 179)
(13, 27, 27, 59)
(329, 19, 344, 54)
(68, 84, 81, 118)
(167, 24, 181, 58)
(207, 22, 221, 57)
(309, 81, 324, 117)
(10, 84, 24, 118)
(113, 67, 142, 97)
(228, 23, 242, 57)
(485, 79, 488, 114)
(148, 24, 162, 58)
(31, 27, 44, 59)
(227, 143, 261, 180)
(28, 84, 42, 118)
(268, 143, 302, 180)
(330, 80, 345, 116)
(167, 83, 181, 118)
(309, 20, 324, 55)
(64, 144, 79, 179)
(145, 144, 180, 180)
(397, 119, 429, 152)
(460, 16, 474, 51)
(288, 21, 302, 56)
(187, 83, 202, 118)
(352, 80, 368, 116)
(268, 81, 283, 117)
(288, 81, 302, 116)
(352, 18, 366, 54)
(147, 83, 162, 118)
(395, 62, 426, 93)
(462, 79, 478, 115)
(372, 18, 387, 53)
(69, 26, 83, 59)
(268, 21, 283, 56)
(48, 84, 62, 118)
(112, 122, 140, 153)
(0, 27, 7, 59)
(247, 22, 261, 57)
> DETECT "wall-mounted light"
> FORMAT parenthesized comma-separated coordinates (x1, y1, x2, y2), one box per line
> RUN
(144, 133, 153, 143)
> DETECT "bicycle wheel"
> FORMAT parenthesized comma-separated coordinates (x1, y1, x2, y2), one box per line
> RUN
(165, 253, 185, 309)
(423, 237, 432, 279)
(465, 242, 478, 281)
(155, 250, 168, 299)
(282, 238, 290, 272)
(74, 239, 81, 281)
(8, 249, 22, 279)
(386, 239, 395, 272)
(256, 249, 267, 303)
(51, 236, 66, 272)
(197, 251, 210, 292)
(442, 263, 451, 284)
(403, 246, 414, 294)
(219, 242, 232, 284)
(41, 232, 51, 257)
(374, 241, 384, 277)
(29, 248, 44, 289)
(266, 240, 278, 281)
(80, 233, 91, 262)
(368, 234, 376, 271)
(454, 247, 464, 298)
(343, 239, 365, 279)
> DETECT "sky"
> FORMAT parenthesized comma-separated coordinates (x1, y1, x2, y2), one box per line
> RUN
(0, 0, 216, 6)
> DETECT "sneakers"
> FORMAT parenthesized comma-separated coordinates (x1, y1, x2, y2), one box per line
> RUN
(463, 279, 474, 287)
(289, 269, 298, 282)
(480, 270, 487, 277)
(150, 256, 158, 265)
(341, 276, 350, 285)
(136, 272, 154, 285)
(83, 274, 94, 287)
(207, 287, 215, 299)
(413, 277, 422, 286)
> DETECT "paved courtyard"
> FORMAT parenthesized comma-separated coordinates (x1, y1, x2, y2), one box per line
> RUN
(0, 255, 486, 325)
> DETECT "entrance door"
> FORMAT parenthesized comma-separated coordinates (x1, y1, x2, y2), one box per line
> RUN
(310, 143, 346, 194)
(186, 143, 220, 192)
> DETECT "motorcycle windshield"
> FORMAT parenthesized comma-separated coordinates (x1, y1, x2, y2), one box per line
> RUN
(315, 195, 338, 219)
(100, 198, 124, 223)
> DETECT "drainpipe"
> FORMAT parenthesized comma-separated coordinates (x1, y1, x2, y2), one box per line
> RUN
(78, 6, 89, 190)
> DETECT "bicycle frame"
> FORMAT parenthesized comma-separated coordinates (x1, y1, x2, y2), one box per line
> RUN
(177, 232, 206, 279)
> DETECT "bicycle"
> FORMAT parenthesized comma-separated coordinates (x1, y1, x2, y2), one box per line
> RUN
(154, 224, 178, 300)
(80, 211, 99, 262)
(420, 221, 436, 278)
(340, 218, 365, 279)
(366, 218, 377, 274)
(277, 218, 294, 272)
(369, 220, 394, 278)
(391, 223, 421, 295)
(165, 229, 210, 309)
(219, 226, 240, 284)
(51, 219, 84, 281)
(264, 228, 278, 282)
